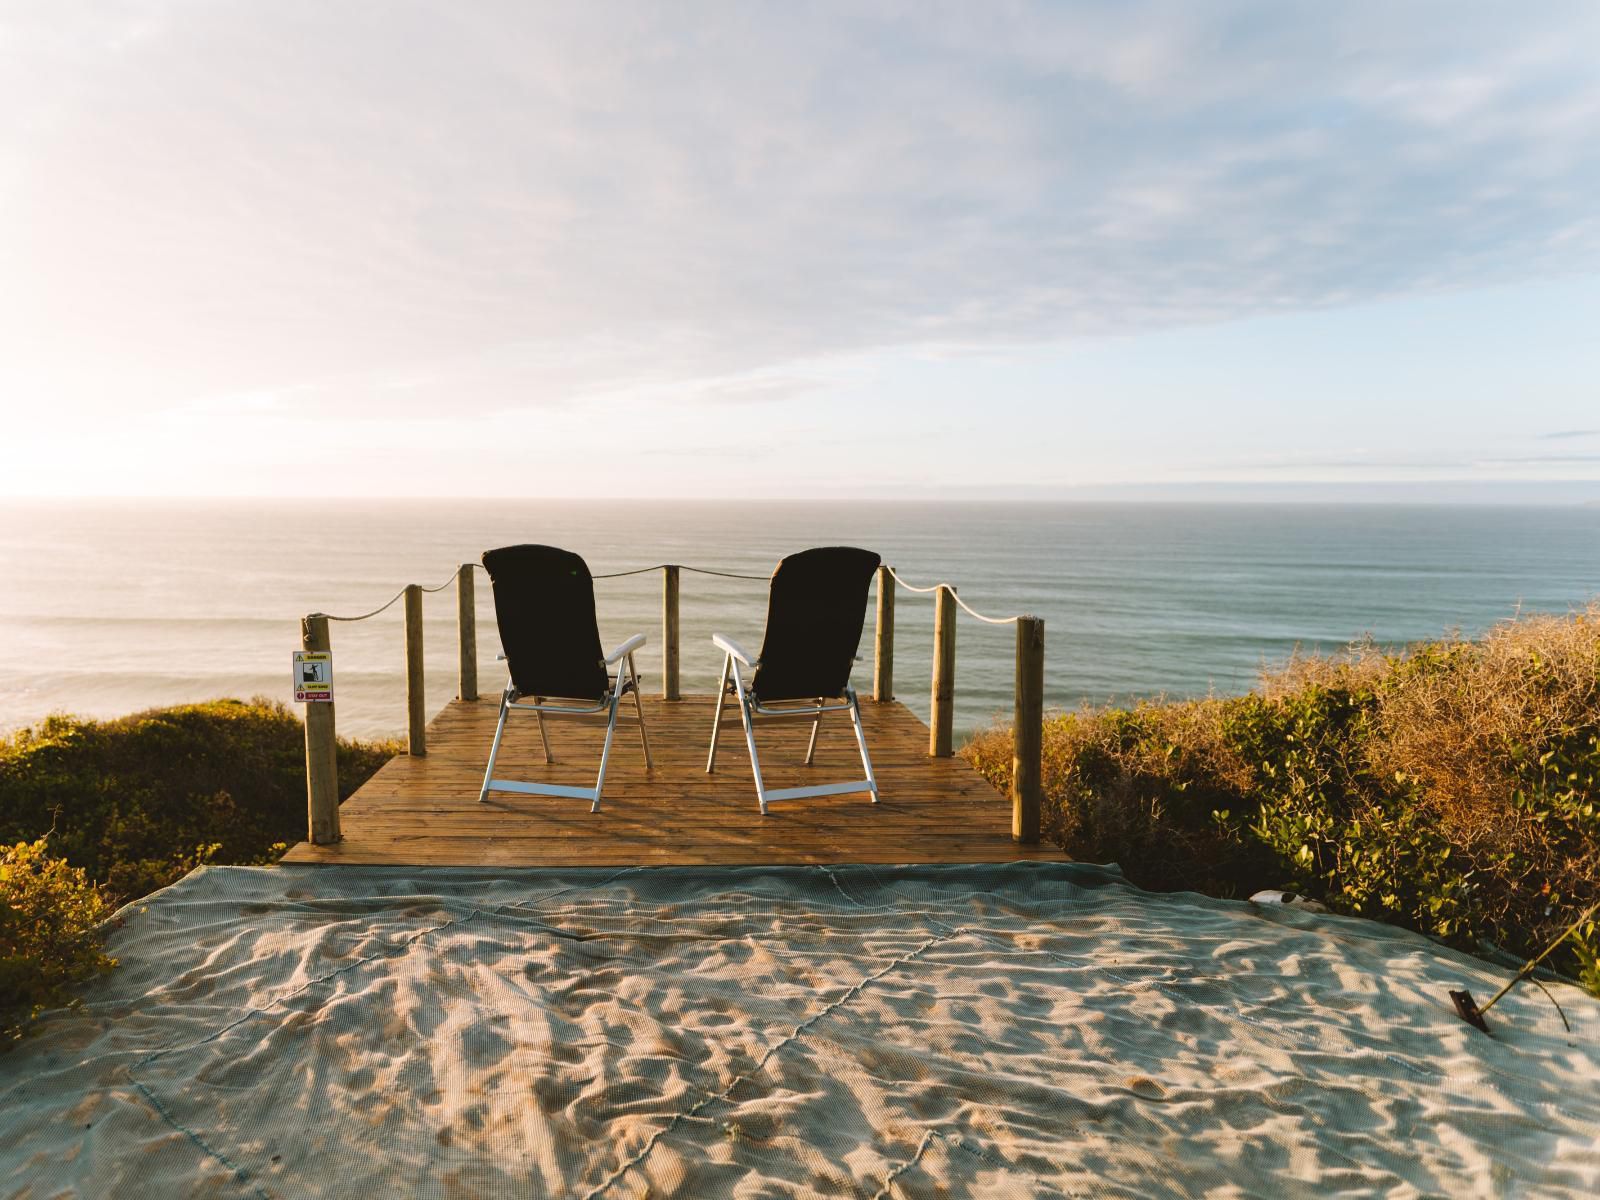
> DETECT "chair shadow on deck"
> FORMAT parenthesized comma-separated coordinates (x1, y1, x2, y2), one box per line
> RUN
(283, 694, 1061, 868)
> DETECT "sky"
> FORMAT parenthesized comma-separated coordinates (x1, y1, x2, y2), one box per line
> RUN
(2, 1, 1599, 499)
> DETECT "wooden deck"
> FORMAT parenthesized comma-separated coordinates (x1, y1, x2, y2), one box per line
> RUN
(282, 694, 1060, 867)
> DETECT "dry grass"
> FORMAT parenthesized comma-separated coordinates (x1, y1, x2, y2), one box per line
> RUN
(1271, 604, 1600, 909)
(964, 603, 1600, 987)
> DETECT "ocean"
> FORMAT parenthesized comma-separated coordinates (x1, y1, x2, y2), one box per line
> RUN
(1, 500, 1597, 740)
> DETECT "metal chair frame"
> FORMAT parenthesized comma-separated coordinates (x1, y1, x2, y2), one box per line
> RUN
(706, 633, 879, 816)
(478, 636, 651, 812)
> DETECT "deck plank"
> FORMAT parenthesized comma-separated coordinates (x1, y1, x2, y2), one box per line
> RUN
(282, 694, 1059, 867)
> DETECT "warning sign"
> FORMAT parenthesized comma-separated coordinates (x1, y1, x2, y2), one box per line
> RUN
(293, 651, 333, 703)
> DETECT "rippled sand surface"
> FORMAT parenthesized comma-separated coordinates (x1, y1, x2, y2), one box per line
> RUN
(4, 862, 1598, 1198)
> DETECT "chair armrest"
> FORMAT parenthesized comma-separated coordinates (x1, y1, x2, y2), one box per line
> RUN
(712, 633, 755, 667)
(603, 633, 647, 665)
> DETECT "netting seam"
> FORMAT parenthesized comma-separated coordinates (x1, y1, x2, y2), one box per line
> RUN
(870, 1129, 1084, 1200)
(931, 912, 1600, 1132)
(818, 868, 1574, 1173)
(829, 866, 1597, 1127)
(110, 864, 1600, 1197)
(127, 1077, 270, 1199)
(870, 1129, 937, 1200)
(122, 867, 644, 1192)
(581, 926, 966, 1200)
(816, 870, 1099, 1196)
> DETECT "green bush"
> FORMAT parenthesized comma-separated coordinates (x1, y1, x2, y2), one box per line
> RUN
(0, 698, 397, 1036)
(0, 698, 397, 901)
(1, 836, 117, 1045)
(965, 605, 1600, 995)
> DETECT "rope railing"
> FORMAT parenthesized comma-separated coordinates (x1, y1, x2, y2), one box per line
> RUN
(587, 563, 769, 581)
(884, 566, 1022, 625)
(315, 570, 461, 623)
(298, 556, 1046, 851)
(317, 563, 767, 622)
(870, 562, 1044, 841)
(677, 565, 769, 581)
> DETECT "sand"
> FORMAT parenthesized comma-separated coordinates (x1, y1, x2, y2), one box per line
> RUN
(2, 861, 1597, 1198)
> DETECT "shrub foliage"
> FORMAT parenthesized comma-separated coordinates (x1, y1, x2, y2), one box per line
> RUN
(965, 605, 1600, 994)
(0, 699, 397, 1038)
(0, 698, 397, 900)
(1, 836, 117, 1044)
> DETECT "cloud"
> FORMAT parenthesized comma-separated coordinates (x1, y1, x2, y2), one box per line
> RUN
(1539, 430, 1600, 441)
(688, 376, 822, 406)
(3, 1, 1599, 419)
(1479, 454, 1600, 465)
(1200, 443, 1600, 476)
(1221, 458, 1470, 471)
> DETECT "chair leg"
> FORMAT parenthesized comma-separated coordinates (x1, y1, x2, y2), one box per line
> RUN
(628, 653, 652, 768)
(534, 699, 553, 763)
(706, 653, 731, 772)
(478, 687, 513, 803)
(846, 687, 880, 804)
(592, 692, 621, 813)
(804, 698, 823, 765)
(733, 665, 769, 815)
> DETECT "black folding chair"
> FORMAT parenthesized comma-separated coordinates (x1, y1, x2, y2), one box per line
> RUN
(706, 546, 882, 815)
(478, 544, 651, 811)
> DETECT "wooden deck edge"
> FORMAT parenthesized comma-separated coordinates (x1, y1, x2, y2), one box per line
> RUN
(282, 694, 1061, 868)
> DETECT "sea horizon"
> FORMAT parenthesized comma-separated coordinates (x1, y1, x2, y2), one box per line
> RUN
(4, 497, 1597, 740)
(7, 481, 1600, 504)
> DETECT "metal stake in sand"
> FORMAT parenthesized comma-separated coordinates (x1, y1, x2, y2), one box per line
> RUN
(1451, 900, 1600, 1034)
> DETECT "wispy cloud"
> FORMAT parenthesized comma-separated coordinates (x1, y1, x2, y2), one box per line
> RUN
(3, 3, 1600, 497)
(1201, 444, 1600, 475)
(1479, 454, 1600, 465)
(3, 1, 1599, 417)
(1222, 458, 1469, 471)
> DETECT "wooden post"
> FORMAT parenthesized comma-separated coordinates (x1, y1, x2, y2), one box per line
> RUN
(873, 565, 894, 702)
(456, 564, 477, 702)
(662, 564, 681, 700)
(404, 583, 426, 756)
(301, 614, 341, 845)
(930, 584, 956, 757)
(1012, 616, 1044, 844)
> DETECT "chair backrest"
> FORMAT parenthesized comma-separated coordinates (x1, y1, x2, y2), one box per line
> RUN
(751, 546, 881, 702)
(481, 544, 609, 701)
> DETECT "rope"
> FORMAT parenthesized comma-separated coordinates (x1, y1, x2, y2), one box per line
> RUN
(321, 556, 1062, 624)
(679, 564, 768, 580)
(470, 561, 767, 581)
(315, 570, 461, 622)
(885, 566, 1022, 625)
(316, 586, 404, 623)
(884, 568, 942, 594)
(952, 593, 1022, 625)
(588, 563, 769, 581)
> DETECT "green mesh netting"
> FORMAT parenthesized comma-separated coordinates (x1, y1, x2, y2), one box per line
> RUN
(4, 862, 1597, 1198)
